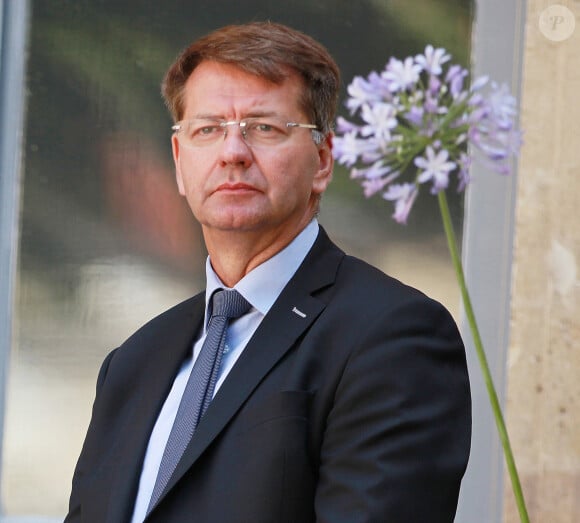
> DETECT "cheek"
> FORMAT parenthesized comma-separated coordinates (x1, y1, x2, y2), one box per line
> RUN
(261, 149, 319, 192)
(175, 169, 207, 217)
(177, 155, 209, 194)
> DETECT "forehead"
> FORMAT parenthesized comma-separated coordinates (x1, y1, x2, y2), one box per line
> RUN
(182, 61, 306, 118)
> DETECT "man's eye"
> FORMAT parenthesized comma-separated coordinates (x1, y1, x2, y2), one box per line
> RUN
(251, 121, 285, 134)
(198, 125, 220, 135)
(256, 123, 274, 132)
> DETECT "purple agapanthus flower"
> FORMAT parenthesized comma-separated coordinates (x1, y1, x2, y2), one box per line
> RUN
(360, 166, 400, 197)
(405, 106, 424, 126)
(486, 83, 518, 130)
(415, 45, 451, 75)
(415, 146, 456, 193)
(332, 131, 377, 167)
(382, 57, 422, 92)
(333, 46, 522, 224)
(383, 183, 419, 224)
(360, 103, 398, 140)
(456, 152, 472, 191)
(346, 72, 391, 114)
(335, 116, 360, 134)
(446, 65, 469, 98)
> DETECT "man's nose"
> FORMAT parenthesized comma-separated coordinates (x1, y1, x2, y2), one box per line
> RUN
(218, 125, 253, 167)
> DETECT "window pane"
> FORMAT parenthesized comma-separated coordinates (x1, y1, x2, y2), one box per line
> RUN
(2, 0, 472, 516)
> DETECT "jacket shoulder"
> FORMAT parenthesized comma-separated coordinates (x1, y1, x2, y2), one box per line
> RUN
(119, 292, 204, 348)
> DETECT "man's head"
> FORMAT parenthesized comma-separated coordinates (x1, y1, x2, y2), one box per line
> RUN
(162, 21, 340, 136)
(165, 23, 339, 270)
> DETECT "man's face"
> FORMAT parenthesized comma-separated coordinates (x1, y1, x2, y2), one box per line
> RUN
(172, 61, 333, 244)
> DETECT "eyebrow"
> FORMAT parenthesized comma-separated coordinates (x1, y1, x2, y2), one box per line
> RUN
(191, 110, 282, 120)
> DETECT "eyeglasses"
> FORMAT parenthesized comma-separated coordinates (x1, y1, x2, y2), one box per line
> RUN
(172, 116, 323, 148)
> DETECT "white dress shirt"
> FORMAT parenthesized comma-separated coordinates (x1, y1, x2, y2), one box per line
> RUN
(130, 220, 318, 522)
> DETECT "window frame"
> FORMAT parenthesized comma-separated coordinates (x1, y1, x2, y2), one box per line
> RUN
(455, 0, 527, 521)
(0, 2, 29, 517)
(0, 1, 527, 520)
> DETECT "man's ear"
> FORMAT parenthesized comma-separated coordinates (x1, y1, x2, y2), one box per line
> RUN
(312, 133, 334, 195)
(172, 134, 186, 196)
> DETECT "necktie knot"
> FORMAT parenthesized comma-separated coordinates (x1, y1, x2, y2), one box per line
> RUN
(211, 289, 252, 321)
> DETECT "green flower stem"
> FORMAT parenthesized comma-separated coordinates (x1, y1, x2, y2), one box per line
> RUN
(437, 191, 530, 523)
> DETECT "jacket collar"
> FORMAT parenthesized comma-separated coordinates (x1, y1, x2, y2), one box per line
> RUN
(86, 227, 344, 521)
(149, 226, 344, 514)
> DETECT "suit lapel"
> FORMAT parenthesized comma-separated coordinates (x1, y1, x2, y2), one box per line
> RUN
(150, 227, 344, 511)
(89, 295, 206, 523)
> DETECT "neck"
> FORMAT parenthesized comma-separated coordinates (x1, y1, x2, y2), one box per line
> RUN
(203, 221, 312, 288)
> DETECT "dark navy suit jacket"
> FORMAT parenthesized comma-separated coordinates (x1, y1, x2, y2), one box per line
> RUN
(66, 227, 471, 522)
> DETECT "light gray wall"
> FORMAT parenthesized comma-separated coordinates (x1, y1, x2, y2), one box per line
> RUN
(456, 1, 527, 521)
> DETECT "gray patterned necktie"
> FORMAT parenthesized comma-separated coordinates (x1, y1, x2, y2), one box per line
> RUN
(147, 289, 251, 513)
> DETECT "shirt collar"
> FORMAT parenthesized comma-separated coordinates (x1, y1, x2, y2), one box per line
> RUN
(204, 219, 319, 322)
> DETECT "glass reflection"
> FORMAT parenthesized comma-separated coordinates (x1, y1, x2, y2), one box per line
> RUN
(2, 0, 472, 515)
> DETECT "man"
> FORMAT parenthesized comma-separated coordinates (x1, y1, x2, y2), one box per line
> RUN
(66, 22, 471, 522)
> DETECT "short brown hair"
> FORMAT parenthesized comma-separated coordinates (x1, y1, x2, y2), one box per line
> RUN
(162, 21, 340, 135)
